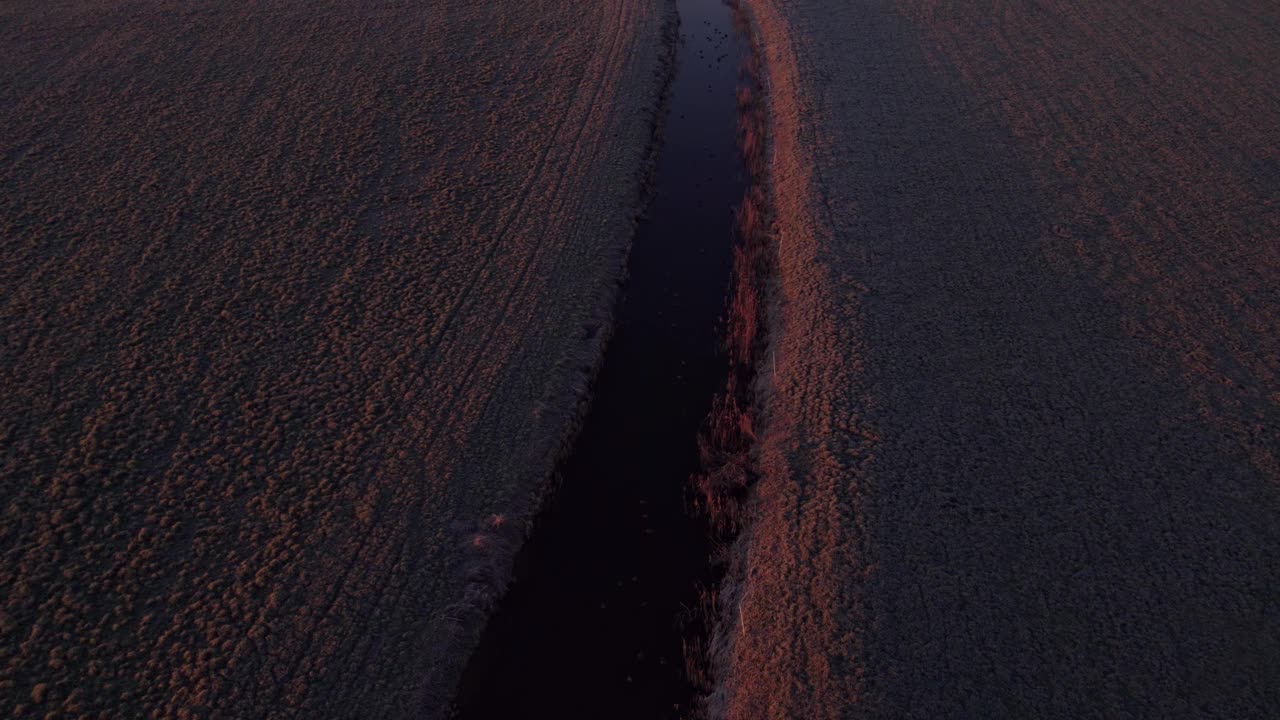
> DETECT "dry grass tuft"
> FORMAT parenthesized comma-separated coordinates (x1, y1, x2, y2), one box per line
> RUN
(686, 6, 778, 714)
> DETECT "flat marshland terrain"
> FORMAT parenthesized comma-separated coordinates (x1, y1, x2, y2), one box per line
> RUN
(0, 0, 671, 716)
(712, 0, 1280, 717)
(5, 0, 1280, 718)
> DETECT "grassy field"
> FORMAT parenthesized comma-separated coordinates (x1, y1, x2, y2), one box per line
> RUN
(713, 0, 1280, 717)
(0, 0, 671, 716)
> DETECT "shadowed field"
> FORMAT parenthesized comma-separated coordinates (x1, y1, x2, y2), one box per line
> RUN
(712, 0, 1280, 717)
(0, 0, 671, 716)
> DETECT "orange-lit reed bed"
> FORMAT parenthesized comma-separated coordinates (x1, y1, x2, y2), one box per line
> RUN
(685, 3, 775, 712)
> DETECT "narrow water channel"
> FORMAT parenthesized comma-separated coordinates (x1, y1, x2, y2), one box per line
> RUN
(449, 1, 748, 717)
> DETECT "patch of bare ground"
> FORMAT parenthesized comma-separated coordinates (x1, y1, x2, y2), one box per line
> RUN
(0, 0, 672, 716)
(711, 0, 1280, 717)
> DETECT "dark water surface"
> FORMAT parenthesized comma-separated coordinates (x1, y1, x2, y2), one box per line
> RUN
(450, 1, 747, 717)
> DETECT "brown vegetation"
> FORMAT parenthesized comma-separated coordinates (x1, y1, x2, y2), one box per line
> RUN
(0, 0, 672, 716)
(712, 0, 1280, 717)
(687, 15, 774, 703)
